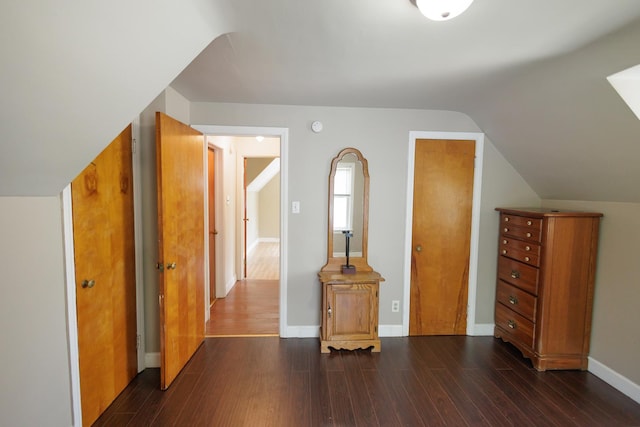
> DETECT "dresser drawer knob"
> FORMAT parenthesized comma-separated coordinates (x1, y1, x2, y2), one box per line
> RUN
(527, 220, 532, 226)
(510, 270, 520, 279)
(504, 227, 509, 233)
(504, 217, 510, 222)
(525, 246, 530, 251)
(526, 232, 532, 237)
(524, 256, 530, 262)
(508, 320, 517, 329)
(509, 295, 518, 305)
(503, 239, 508, 244)
(502, 249, 507, 255)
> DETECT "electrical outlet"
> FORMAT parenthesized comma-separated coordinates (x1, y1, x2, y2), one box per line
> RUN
(391, 300, 400, 313)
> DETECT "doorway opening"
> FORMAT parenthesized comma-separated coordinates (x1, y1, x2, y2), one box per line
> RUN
(194, 126, 288, 337)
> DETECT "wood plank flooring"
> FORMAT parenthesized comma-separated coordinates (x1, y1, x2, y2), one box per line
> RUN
(206, 280, 279, 336)
(94, 336, 640, 426)
(206, 242, 280, 336)
(247, 241, 279, 280)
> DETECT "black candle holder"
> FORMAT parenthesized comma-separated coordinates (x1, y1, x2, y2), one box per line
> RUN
(341, 230, 356, 274)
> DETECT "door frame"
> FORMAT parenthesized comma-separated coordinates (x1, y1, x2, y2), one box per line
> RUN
(403, 131, 485, 336)
(193, 125, 289, 337)
(62, 119, 145, 425)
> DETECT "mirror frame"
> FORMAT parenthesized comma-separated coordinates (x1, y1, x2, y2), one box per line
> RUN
(321, 147, 372, 273)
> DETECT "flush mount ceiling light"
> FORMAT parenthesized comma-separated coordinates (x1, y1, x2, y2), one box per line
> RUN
(416, 0, 474, 21)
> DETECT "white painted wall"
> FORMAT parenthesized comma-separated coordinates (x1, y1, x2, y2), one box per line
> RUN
(0, 0, 232, 196)
(0, 197, 72, 426)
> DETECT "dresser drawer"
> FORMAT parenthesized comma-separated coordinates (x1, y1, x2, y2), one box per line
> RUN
(499, 237, 540, 267)
(501, 214, 541, 230)
(496, 280, 537, 321)
(500, 214, 542, 243)
(495, 303, 534, 349)
(498, 256, 539, 295)
(501, 225, 541, 243)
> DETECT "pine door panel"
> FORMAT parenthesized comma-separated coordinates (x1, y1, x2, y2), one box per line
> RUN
(409, 139, 475, 335)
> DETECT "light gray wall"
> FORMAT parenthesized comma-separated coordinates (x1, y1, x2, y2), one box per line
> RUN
(190, 102, 539, 327)
(259, 172, 280, 239)
(0, 197, 72, 426)
(542, 199, 640, 386)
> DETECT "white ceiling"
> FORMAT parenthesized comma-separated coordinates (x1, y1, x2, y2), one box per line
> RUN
(2, 0, 640, 201)
(171, 0, 640, 202)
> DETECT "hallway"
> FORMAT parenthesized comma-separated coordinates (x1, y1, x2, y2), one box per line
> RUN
(205, 242, 279, 336)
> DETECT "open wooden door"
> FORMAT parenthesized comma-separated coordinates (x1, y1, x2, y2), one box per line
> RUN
(208, 147, 217, 305)
(72, 125, 137, 426)
(409, 139, 475, 335)
(156, 112, 205, 390)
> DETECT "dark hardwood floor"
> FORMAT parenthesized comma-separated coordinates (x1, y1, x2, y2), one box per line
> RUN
(94, 336, 640, 426)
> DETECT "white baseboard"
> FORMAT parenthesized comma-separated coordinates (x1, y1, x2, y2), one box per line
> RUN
(145, 352, 160, 368)
(468, 323, 495, 336)
(588, 357, 640, 404)
(284, 325, 319, 338)
(259, 237, 280, 243)
(379, 324, 403, 337)
(283, 324, 404, 338)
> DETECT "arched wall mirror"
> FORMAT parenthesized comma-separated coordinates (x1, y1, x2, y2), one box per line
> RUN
(322, 147, 372, 273)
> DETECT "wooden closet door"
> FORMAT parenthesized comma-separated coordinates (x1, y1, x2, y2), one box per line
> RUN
(72, 125, 137, 426)
(409, 139, 475, 335)
(156, 112, 205, 389)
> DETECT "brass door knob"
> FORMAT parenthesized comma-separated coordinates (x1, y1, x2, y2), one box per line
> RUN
(81, 279, 96, 289)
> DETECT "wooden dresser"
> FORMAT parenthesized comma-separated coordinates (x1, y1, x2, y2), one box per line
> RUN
(319, 271, 383, 353)
(494, 207, 602, 371)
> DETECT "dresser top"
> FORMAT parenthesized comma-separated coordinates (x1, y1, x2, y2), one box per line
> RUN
(495, 207, 603, 218)
(318, 271, 384, 284)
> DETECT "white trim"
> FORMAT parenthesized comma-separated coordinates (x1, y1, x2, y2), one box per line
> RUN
(379, 324, 404, 337)
(62, 185, 83, 427)
(193, 125, 289, 338)
(588, 357, 640, 404)
(145, 352, 161, 369)
(285, 325, 320, 338)
(468, 323, 495, 336)
(403, 131, 485, 336)
(285, 324, 404, 338)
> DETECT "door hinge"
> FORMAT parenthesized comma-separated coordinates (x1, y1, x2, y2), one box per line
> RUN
(136, 334, 141, 349)
(132, 138, 137, 154)
(156, 262, 164, 272)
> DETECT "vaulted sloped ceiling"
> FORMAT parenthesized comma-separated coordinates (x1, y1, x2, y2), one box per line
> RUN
(0, 0, 233, 196)
(171, 1, 640, 203)
(2, 0, 640, 201)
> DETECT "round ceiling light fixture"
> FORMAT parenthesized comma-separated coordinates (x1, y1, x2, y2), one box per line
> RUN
(416, 0, 474, 21)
